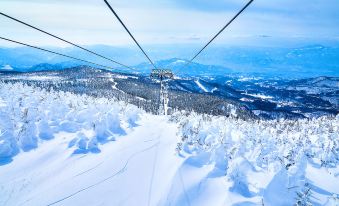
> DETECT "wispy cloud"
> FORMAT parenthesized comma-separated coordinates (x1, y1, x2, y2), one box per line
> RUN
(0, 0, 338, 47)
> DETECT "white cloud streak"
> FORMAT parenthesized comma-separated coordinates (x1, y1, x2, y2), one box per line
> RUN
(0, 0, 338, 47)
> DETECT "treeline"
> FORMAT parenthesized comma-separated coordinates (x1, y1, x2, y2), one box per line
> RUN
(0, 67, 255, 119)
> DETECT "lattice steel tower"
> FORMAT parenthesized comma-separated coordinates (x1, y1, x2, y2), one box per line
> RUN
(150, 69, 173, 115)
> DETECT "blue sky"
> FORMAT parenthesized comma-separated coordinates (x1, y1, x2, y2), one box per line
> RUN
(0, 0, 338, 47)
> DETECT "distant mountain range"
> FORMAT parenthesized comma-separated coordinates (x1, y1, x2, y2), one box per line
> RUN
(1, 44, 339, 78)
(0, 66, 338, 119)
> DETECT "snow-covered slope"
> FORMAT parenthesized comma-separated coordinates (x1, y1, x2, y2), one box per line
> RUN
(0, 82, 338, 206)
(1, 67, 338, 119)
(172, 112, 339, 206)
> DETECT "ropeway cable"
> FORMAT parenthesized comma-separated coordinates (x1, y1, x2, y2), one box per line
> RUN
(103, 0, 157, 70)
(0, 12, 134, 70)
(0, 36, 123, 71)
(186, 0, 254, 67)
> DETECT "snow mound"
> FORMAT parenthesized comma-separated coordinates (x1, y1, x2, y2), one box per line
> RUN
(171, 112, 339, 206)
(0, 82, 141, 164)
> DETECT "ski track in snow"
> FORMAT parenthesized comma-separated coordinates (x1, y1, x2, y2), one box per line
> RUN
(147, 138, 160, 206)
(72, 161, 104, 178)
(179, 167, 192, 206)
(47, 142, 159, 206)
(194, 79, 209, 92)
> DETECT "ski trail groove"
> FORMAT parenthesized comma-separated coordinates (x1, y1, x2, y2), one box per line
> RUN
(179, 167, 191, 206)
(72, 162, 104, 178)
(147, 137, 160, 206)
(47, 142, 159, 206)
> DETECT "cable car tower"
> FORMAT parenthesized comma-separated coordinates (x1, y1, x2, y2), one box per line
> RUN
(103, 0, 254, 115)
(104, 0, 176, 115)
(150, 69, 173, 115)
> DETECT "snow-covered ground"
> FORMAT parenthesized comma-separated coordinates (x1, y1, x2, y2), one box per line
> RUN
(242, 93, 274, 100)
(0, 82, 338, 206)
(172, 112, 339, 206)
(194, 79, 209, 93)
(0, 65, 14, 71)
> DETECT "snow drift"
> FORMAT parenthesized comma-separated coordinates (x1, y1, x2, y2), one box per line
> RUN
(172, 112, 338, 205)
(0, 82, 141, 164)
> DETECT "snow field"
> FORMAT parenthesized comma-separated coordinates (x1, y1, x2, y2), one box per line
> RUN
(0, 81, 338, 206)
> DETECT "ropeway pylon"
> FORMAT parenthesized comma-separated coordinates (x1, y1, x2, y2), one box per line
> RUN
(159, 80, 169, 115)
(150, 69, 173, 115)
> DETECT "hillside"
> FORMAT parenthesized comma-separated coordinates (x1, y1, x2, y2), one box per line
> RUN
(0, 81, 338, 206)
(0, 66, 337, 119)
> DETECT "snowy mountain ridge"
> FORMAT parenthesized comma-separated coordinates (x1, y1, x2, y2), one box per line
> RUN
(1, 44, 339, 77)
(1, 66, 337, 119)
